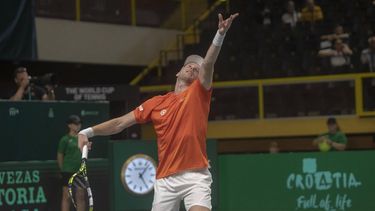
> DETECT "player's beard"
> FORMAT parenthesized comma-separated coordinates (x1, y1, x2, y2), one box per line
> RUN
(177, 73, 195, 84)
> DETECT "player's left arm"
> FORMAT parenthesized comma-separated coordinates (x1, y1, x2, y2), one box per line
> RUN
(199, 13, 239, 90)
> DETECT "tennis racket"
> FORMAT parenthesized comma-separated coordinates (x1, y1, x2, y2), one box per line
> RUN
(68, 145, 94, 211)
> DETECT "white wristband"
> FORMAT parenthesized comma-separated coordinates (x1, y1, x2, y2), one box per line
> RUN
(79, 127, 94, 138)
(212, 30, 226, 46)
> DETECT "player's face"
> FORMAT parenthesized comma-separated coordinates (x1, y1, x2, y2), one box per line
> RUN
(327, 123, 337, 133)
(68, 123, 82, 133)
(177, 63, 200, 83)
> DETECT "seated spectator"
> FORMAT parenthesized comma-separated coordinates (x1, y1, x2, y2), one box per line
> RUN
(269, 141, 280, 154)
(300, 0, 324, 23)
(282, 1, 300, 29)
(318, 39, 353, 72)
(361, 36, 375, 72)
(9, 67, 49, 101)
(259, 4, 273, 26)
(320, 25, 350, 49)
(313, 117, 347, 152)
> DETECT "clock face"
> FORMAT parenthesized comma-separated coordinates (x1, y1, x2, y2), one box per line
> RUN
(121, 154, 157, 195)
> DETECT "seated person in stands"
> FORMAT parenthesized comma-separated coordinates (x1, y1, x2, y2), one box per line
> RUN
(282, 1, 300, 29)
(360, 36, 375, 72)
(318, 39, 353, 72)
(300, 0, 324, 23)
(320, 25, 350, 49)
(313, 117, 347, 151)
(9, 67, 48, 101)
(269, 141, 280, 154)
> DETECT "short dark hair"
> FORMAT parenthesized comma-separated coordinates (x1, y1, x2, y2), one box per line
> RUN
(327, 117, 337, 125)
(13, 67, 27, 78)
(66, 115, 81, 125)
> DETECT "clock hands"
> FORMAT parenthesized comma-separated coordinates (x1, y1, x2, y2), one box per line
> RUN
(139, 174, 148, 188)
(140, 162, 150, 177)
(138, 162, 151, 188)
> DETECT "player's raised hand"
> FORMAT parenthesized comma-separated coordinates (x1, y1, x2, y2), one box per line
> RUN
(218, 13, 239, 35)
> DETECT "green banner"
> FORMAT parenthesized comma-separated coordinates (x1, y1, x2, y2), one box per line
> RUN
(0, 101, 109, 161)
(219, 151, 375, 211)
(0, 159, 109, 210)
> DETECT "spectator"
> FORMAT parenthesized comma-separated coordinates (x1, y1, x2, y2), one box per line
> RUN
(320, 25, 350, 49)
(9, 67, 51, 101)
(269, 141, 280, 154)
(300, 0, 324, 23)
(318, 39, 353, 72)
(282, 1, 300, 29)
(44, 84, 56, 100)
(255, 1, 273, 27)
(261, 6, 272, 26)
(361, 36, 375, 72)
(57, 115, 85, 211)
(313, 117, 348, 151)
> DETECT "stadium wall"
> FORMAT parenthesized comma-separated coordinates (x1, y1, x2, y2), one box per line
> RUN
(35, 18, 181, 66)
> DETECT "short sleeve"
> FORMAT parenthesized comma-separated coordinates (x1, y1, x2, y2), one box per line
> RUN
(195, 79, 212, 94)
(133, 97, 159, 124)
(58, 137, 67, 154)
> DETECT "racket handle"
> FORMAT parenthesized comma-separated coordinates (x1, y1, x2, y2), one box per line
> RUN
(82, 145, 89, 159)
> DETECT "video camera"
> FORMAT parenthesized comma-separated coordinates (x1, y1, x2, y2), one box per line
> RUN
(29, 73, 58, 87)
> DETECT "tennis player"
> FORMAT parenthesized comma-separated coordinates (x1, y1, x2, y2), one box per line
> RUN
(78, 13, 239, 211)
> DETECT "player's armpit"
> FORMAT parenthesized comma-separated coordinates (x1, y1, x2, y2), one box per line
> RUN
(198, 64, 214, 90)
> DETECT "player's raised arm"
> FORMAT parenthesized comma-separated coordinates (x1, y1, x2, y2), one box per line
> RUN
(199, 13, 239, 90)
(78, 111, 137, 150)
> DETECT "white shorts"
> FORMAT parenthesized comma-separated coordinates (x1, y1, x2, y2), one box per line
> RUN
(151, 168, 212, 211)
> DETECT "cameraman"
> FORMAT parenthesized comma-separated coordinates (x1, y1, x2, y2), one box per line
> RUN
(9, 67, 55, 101)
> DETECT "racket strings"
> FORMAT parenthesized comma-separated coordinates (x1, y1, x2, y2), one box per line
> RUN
(69, 174, 89, 208)
(73, 175, 87, 188)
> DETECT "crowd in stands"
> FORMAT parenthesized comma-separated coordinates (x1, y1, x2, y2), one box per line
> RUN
(179, 0, 375, 82)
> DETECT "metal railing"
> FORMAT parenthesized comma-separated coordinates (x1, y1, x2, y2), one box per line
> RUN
(140, 73, 375, 119)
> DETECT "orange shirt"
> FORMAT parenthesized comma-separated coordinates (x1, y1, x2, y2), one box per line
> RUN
(133, 80, 212, 179)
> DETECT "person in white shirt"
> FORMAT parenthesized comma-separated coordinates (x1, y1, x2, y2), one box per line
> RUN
(282, 1, 300, 29)
(320, 24, 350, 49)
(318, 39, 353, 72)
(361, 36, 375, 72)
